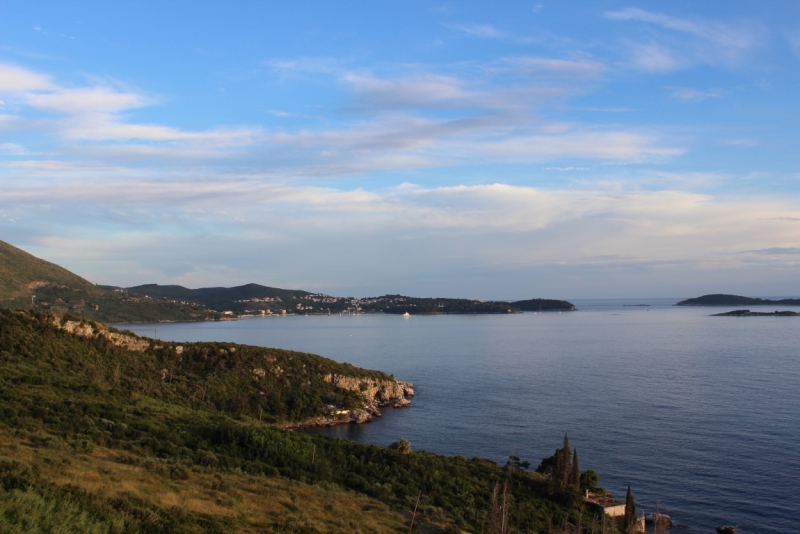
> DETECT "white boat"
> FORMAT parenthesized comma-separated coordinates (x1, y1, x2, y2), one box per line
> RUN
(402, 312, 410, 317)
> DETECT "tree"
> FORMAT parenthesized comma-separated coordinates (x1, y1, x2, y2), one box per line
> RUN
(569, 449, 580, 487)
(552, 433, 572, 487)
(389, 437, 411, 454)
(624, 486, 636, 533)
(579, 469, 600, 493)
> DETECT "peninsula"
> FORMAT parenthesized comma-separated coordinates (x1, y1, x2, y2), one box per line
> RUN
(0, 309, 608, 533)
(676, 294, 800, 307)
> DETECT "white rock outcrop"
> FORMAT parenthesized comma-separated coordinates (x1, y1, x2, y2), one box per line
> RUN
(53, 318, 150, 352)
(322, 374, 415, 423)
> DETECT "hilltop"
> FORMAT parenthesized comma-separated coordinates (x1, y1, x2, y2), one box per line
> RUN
(0, 240, 221, 323)
(0, 309, 604, 533)
(676, 294, 800, 307)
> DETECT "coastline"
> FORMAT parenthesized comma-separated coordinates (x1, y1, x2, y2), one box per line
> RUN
(285, 375, 416, 430)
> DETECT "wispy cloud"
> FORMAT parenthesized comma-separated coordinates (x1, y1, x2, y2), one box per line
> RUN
(606, 8, 762, 70)
(444, 23, 505, 39)
(607, 8, 756, 50)
(499, 57, 606, 79)
(789, 31, 800, 58)
(627, 42, 683, 72)
(0, 142, 28, 155)
(545, 166, 589, 171)
(668, 86, 725, 101)
(742, 247, 800, 255)
(0, 61, 680, 177)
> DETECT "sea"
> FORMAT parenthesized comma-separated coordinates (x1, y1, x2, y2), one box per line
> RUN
(120, 298, 800, 534)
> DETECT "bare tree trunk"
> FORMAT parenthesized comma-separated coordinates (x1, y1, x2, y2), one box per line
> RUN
(408, 491, 421, 534)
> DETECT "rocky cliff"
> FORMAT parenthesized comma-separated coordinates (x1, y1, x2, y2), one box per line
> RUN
(52, 315, 151, 352)
(323, 374, 415, 424)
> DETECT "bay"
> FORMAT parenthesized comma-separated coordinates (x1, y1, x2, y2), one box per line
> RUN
(120, 299, 800, 534)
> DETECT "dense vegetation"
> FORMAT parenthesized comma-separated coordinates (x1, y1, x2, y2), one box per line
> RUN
(675, 294, 800, 306)
(0, 239, 219, 323)
(0, 309, 608, 532)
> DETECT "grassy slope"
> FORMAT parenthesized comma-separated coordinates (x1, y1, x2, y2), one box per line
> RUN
(0, 240, 218, 323)
(0, 309, 599, 533)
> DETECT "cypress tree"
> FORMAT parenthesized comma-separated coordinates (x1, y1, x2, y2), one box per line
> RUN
(569, 449, 580, 487)
(624, 486, 636, 533)
(560, 433, 571, 486)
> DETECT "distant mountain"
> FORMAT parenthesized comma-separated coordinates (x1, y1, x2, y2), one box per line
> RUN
(119, 283, 313, 313)
(1, 238, 576, 321)
(0, 239, 219, 323)
(676, 294, 800, 306)
(509, 298, 576, 311)
(118, 287, 527, 315)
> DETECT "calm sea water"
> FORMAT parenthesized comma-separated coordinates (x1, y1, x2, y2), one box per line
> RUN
(121, 299, 800, 534)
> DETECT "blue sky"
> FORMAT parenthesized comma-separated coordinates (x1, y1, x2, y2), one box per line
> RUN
(1, 1, 799, 299)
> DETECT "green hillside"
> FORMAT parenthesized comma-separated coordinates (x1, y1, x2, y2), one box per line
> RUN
(0, 240, 220, 323)
(0, 309, 607, 533)
(676, 294, 800, 306)
(0, 239, 98, 301)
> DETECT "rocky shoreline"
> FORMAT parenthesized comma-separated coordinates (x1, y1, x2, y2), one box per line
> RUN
(284, 374, 415, 429)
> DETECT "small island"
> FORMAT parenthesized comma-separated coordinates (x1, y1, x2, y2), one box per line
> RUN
(509, 298, 577, 311)
(676, 294, 800, 307)
(712, 309, 800, 317)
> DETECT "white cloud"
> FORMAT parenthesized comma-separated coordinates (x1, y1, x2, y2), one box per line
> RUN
(0, 63, 53, 92)
(5, 179, 800, 295)
(26, 87, 149, 114)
